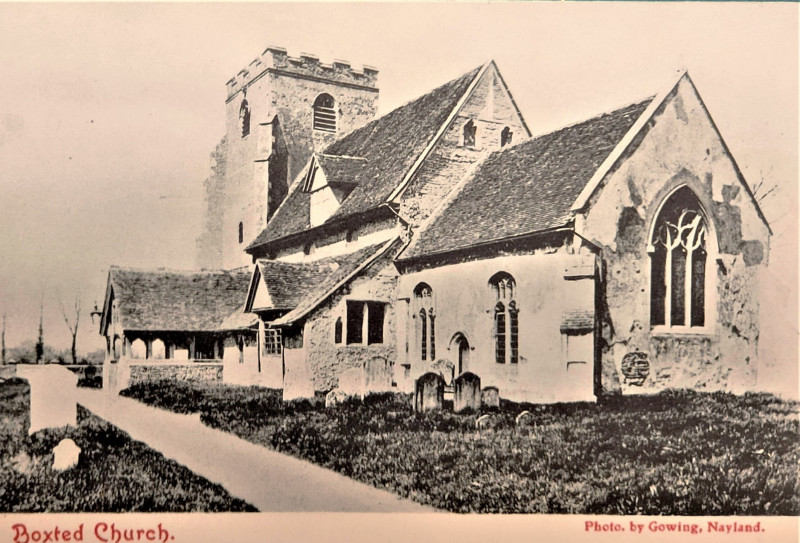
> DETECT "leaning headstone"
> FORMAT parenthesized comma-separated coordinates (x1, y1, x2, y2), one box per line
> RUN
(515, 410, 535, 427)
(364, 356, 393, 394)
(481, 386, 500, 409)
(52, 439, 81, 471)
(475, 414, 493, 430)
(16, 365, 77, 434)
(325, 389, 350, 408)
(454, 372, 481, 413)
(414, 372, 444, 412)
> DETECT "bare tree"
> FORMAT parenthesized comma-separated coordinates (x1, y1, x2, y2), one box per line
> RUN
(35, 294, 44, 363)
(1, 313, 6, 365)
(60, 293, 81, 365)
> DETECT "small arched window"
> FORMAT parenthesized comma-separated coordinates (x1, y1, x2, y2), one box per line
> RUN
(463, 119, 477, 147)
(238, 222, 244, 244)
(501, 126, 513, 147)
(414, 283, 435, 362)
(334, 317, 343, 344)
(313, 93, 337, 133)
(239, 99, 251, 138)
(489, 272, 518, 364)
(650, 186, 708, 328)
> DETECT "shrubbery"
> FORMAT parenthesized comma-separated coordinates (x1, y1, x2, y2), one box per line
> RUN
(123, 380, 800, 514)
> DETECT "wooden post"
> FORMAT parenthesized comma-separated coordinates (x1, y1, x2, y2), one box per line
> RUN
(145, 339, 153, 360)
(123, 336, 132, 357)
(189, 336, 196, 360)
(166, 343, 174, 360)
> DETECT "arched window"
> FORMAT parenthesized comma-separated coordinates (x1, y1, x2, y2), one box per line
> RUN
(334, 317, 343, 344)
(463, 119, 476, 147)
(489, 272, 518, 364)
(414, 283, 434, 362)
(501, 126, 513, 147)
(239, 99, 251, 138)
(238, 222, 244, 244)
(313, 93, 337, 132)
(650, 186, 708, 328)
(419, 310, 427, 361)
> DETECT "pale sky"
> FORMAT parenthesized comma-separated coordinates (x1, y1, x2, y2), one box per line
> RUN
(0, 3, 796, 392)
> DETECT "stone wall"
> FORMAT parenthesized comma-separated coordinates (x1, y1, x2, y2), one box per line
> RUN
(398, 238, 597, 404)
(298, 251, 399, 393)
(578, 74, 771, 395)
(195, 137, 228, 269)
(399, 64, 529, 227)
(128, 362, 222, 387)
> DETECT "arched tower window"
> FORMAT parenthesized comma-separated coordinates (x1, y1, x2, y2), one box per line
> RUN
(313, 93, 337, 133)
(414, 283, 434, 361)
(501, 126, 513, 147)
(489, 272, 518, 364)
(239, 99, 251, 138)
(463, 119, 476, 147)
(650, 186, 708, 329)
(238, 222, 244, 244)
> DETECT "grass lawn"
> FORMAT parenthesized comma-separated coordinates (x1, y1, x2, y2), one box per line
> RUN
(121, 380, 800, 514)
(0, 378, 256, 512)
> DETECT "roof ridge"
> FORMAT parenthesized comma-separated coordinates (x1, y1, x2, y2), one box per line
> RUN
(317, 153, 367, 161)
(529, 94, 657, 142)
(110, 266, 228, 275)
(386, 60, 491, 203)
(322, 63, 484, 156)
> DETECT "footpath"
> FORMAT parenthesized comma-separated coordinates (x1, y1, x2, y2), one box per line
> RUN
(75, 388, 432, 513)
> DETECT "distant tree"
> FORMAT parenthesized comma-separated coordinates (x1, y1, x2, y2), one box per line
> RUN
(60, 293, 81, 365)
(1, 313, 6, 365)
(35, 295, 44, 364)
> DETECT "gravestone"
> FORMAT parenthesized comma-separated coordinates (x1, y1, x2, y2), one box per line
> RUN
(453, 372, 481, 413)
(475, 414, 493, 430)
(515, 410, 535, 427)
(282, 351, 315, 401)
(414, 372, 444, 412)
(325, 389, 350, 409)
(16, 365, 77, 434)
(363, 356, 393, 394)
(338, 367, 365, 397)
(481, 386, 500, 408)
(52, 439, 81, 471)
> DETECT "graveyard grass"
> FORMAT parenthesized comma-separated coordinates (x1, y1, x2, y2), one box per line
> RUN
(121, 380, 800, 514)
(0, 378, 256, 512)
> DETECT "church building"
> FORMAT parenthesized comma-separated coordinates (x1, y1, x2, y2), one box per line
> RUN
(99, 45, 770, 403)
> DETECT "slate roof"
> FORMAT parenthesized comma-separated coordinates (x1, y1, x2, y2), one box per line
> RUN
(315, 154, 365, 189)
(108, 267, 252, 332)
(219, 305, 258, 331)
(402, 98, 655, 259)
(247, 65, 483, 250)
(253, 258, 347, 310)
(268, 239, 399, 326)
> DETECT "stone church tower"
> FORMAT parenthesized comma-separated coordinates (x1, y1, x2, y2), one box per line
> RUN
(196, 47, 379, 270)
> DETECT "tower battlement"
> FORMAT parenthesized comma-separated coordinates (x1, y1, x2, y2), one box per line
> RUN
(226, 46, 379, 100)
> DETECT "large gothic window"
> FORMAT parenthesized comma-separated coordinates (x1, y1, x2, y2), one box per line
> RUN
(650, 186, 708, 329)
(414, 283, 435, 361)
(489, 272, 518, 364)
(313, 93, 337, 133)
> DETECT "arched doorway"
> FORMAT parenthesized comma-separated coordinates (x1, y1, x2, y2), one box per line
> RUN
(450, 333, 470, 376)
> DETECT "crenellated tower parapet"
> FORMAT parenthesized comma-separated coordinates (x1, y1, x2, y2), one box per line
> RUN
(226, 46, 379, 102)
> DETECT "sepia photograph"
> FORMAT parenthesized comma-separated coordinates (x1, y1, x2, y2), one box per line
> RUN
(0, 2, 797, 541)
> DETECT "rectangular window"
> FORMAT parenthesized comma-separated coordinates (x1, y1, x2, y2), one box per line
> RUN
(367, 302, 385, 345)
(346, 301, 364, 344)
(263, 329, 282, 355)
